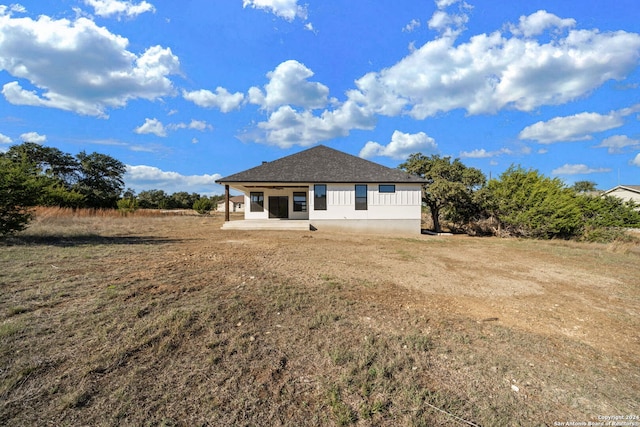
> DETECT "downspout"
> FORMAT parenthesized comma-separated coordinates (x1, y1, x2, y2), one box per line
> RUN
(225, 185, 230, 222)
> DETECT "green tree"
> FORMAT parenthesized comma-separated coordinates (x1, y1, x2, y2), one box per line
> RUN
(572, 180, 598, 193)
(193, 198, 213, 214)
(169, 191, 200, 209)
(4, 142, 84, 206)
(399, 154, 486, 233)
(0, 156, 42, 235)
(137, 189, 169, 209)
(485, 166, 582, 238)
(74, 151, 126, 208)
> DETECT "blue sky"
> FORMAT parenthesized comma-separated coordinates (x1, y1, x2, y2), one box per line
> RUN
(1, 0, 639, 195)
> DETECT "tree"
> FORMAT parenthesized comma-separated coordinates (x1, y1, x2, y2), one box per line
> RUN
(193, 198, 213, 214)
(572, 180, 597, 193)
(399, 154, 486, 233)
(485, 166, 582, 238)
(74, 151, 126, 208)
(137, 189, 169, 209)
(5, 142, 84, 207)
(0, 156, 42, 235)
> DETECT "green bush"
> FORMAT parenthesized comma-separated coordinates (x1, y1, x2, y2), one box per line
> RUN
(0, 157, 42, 236)
(486, 166, 582, 239)
(193, 198, 213, 215)
(117, 197, 139, 214)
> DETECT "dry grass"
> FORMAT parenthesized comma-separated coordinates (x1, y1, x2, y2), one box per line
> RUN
(1, 213, 639, 426)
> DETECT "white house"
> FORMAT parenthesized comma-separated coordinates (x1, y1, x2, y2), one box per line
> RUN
(216, 145, 426, 234)
(216, 195, 245, 213)
(602, 185, 640, 205)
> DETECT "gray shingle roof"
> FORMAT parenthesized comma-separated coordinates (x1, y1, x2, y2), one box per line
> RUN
(216, 145, 426, 184)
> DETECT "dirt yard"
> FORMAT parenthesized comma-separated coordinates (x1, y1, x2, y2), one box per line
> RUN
(1, 211, 639, 426)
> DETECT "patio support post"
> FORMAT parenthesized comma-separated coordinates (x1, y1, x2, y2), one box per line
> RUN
(225, 185, 230, 222)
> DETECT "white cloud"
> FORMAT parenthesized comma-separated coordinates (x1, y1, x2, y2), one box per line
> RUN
(242, 0, 307, 22)
(359, 130, 438, 160)
(125, 165, 223, 195)
(182, 87, 244, 113)
(403, 19, 420, 33)
(597, 135, 640, 154)
(249, 60, 331, 110)
(518, 111, 625, 143)
(428, 0, 471, 35)
(551, 164, 611, 175)
(0, 132, 12, 144)
(632, 153, 640, 167)
(84, 0, 155, 19)
(510, 10, 576, 37)
(20, 131, 46, 144)
(0, 13, 179, 116)
(135, 118, 213, 137)
(349, 12, 640, 120)
(246, 100, 376, 148)
(460, 147, 514, 158)
(168, 119, 213, 132)
(134, 118, 166, 137)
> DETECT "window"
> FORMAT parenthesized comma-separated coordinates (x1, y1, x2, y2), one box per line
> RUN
(314, 184, 326, 210)
(293, 192, 307, 212)
(379, 184, 395, 193)
(355, 185, 367, 210)
(250, 192, 264, 212)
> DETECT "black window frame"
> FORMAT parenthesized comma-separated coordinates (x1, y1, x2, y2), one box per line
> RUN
(355, 184, 368, 210)
(293, 192, 307, 212)
(314, 184, 327, 210)
(379, 184, 396, 193)
(250, 192, 264, 212)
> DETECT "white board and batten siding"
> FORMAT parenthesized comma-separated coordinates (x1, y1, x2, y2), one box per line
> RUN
(309, 183, 423, 234)
(310, 184, 422, 220)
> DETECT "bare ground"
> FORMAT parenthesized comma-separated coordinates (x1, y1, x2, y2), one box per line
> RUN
(1, 212, 639, 426)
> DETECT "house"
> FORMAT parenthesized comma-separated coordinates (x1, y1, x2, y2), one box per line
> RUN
(602, 185, 640, 205)
(215, 145, 427, 234)
(216, 195, 245, 213)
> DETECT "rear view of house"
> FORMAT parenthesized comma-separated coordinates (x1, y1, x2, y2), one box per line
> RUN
(216, 145, 426, 234)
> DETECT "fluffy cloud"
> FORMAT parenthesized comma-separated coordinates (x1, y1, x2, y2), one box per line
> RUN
(350, 12, 640, 120)
(596, 135, 640, 154)
(509, 10, 576, 37)
(83, 0, 155, 18)
(182, 88, 245, 113)
(0, 133, 12, 144)
(247, 100, 375, 148)
(134, 118, 213, 137)
(249, 60, 331, 110)
(125, 165, 223, 195)
(20, 131, 47, 144)
(518, 111, 625, 143)
(170, 119, 212, 132)
(0, 12, 180, 116)
(551, 164, 611, 175)
(460, 148, 514, 158)
(360, 130, 438, 160)
(403, 19, 421, 33)
(134, 118, 166, 137)
(245, 9, 640, 149)
(242, 0, 307, 22)
(632, 153, 640, 167)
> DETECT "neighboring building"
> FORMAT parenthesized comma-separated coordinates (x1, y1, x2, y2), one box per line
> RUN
(217, 195, 245, 212)
(216, 145, 426, 234)
(602, 185, 640, 205)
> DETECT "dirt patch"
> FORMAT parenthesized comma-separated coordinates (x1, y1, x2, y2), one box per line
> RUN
(1, 213, 639, 426)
